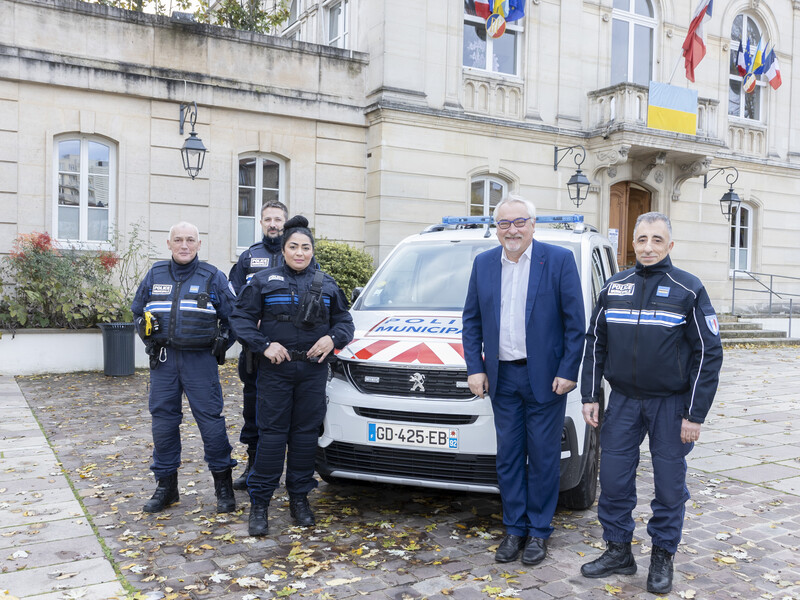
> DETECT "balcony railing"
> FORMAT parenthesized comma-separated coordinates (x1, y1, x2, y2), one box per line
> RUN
(463, 73, 524, 120)
(587, 82, 718, 138)
(727, 120, 767, 157)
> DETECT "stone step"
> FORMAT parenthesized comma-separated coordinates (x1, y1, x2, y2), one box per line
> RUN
(719, 322, 760, 331)
(720, 329, 787, 339)
(718, 314, 740, 323)
(722, 337, 800, 347)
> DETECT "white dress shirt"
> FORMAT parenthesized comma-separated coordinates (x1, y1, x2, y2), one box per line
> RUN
(498, 242, 532, 361)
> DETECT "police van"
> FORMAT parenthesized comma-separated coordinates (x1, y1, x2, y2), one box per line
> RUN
(316, 215, 617, 509)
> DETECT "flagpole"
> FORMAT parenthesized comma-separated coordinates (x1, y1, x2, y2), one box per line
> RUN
(668, 52, 683, 85)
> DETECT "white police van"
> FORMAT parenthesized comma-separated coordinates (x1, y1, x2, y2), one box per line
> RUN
(316, 215, 617, 509)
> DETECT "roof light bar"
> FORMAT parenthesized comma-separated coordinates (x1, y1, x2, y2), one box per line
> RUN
(536, 214, 584, 224)
(441, 214, 584, 226)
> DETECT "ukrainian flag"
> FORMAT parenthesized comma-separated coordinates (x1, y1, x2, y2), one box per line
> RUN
(646, 81, 698, 136)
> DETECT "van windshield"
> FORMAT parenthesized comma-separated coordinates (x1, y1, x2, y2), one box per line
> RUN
(357, 238, 583, 311)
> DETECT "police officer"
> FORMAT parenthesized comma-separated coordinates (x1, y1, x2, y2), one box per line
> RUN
(230, 216, 354, 535)
(580, 212, 723, 594)
(228, 200, 288, 490)
(131, 222, 238, 514)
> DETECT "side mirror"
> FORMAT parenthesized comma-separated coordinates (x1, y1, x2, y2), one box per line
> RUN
(351, 287, 363, 303)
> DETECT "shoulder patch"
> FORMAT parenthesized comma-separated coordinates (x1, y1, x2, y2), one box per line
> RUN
(705, 314, 720, 336)
(268, 274, 284, 282)
(608, 282, 635, 296)
(152, 283, 172, 295)
(250, 257, 270, 268)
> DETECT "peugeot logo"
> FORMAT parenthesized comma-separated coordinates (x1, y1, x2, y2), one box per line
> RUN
(409, 372, 426, 392)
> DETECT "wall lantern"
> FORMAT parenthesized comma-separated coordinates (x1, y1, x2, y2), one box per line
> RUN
(554, 144, 591, 208)
(703, 166, 741, 221)
(179, 101, 207, 180)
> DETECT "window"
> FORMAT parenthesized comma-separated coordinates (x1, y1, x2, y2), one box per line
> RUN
(463, 2, 522, 76)
(54, 136, 115, 245)
(237, 155, 286, 249)
(610, 0, 655, 86)
(729, 14, 764, 121)
(470, 176, 507, 216)
(730, 204, 752, 272)
(326, 0, 349, 48)
(283, 0, 302, 40)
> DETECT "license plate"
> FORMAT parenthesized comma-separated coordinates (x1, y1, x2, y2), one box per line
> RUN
(367, 423, 458, 449)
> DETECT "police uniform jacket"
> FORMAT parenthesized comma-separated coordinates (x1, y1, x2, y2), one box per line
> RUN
(581, 255, 723, 423)
(228, 235, 284, 295)
(131, 257, 236, 349)
(229, 260, 354, 356)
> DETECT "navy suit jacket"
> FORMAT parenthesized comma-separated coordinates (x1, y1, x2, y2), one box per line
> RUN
(462, 239, 586, 403)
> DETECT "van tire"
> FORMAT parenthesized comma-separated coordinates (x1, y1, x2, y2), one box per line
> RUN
(558, 425, 599, 510)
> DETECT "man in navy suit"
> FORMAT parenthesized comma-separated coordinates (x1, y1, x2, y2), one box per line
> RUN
(462, 195, 585, 565)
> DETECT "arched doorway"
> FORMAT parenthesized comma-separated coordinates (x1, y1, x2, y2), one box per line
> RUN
(609, 182, 652, 268)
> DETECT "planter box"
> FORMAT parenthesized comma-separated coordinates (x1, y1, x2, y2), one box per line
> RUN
(0, 329, 242, 376)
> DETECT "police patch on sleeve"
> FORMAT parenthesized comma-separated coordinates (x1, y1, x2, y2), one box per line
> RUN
(608, 282, 635, 296)
(705, 314, 720, 336)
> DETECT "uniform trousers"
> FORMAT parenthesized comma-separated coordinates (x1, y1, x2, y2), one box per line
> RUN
(237, 350, 259, 452)
(248, 359, 327, 501)
(491, 361, 567, 539)
(148, 348, 236, 478)
(598, 390, 693, 554)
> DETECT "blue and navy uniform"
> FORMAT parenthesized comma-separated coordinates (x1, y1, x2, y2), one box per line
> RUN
(229, 261, 354, 501)
(131, 257, 238, 478)
(581, 255, 723, 553)
(228, 236, 285, 452)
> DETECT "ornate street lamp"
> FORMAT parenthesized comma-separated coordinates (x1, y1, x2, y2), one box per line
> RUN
(179, 101, 207, 180)
(554, 144, 591, 208)
(703, 166, 741, 221)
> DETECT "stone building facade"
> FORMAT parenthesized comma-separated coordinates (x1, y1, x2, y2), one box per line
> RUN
(1, 0, 799, 311)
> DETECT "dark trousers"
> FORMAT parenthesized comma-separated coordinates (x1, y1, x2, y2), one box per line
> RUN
(598, 391, 693, 554)
(247, 359, 327, 501)
(491, 361, 567, 538)
(148, 348, 236, 479)
(237, 350, 259, 452)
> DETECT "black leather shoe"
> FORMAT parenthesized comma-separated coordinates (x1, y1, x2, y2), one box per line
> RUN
(212, 468, 236, 513)
(248, 500, 269, 536)
(232, 450, 253, 491)
(521, 537, 547, 565)
(581, 541, 637, 578)
(143, 472, 179, 513)
(289, 494, 315, 527)
(495, 534, 526, 563)
(647, 545, 674, 594)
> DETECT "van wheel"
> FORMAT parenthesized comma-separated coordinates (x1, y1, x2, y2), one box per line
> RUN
(559, 425, 599, 510)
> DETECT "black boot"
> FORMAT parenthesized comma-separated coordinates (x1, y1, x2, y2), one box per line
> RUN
(248, 500, 269, 536)
(581, 541, 637, 578)
(289, 494, 315, 527)
(232, 450, 253, 491)
(143, 472, 179, 513)
(212, 468, 236, 513)
(647, 545, 674, 594)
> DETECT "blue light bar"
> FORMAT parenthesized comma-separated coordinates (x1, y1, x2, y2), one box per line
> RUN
(442, 216, 493, 225)
(536, 214, 584, 224)
(442, 214, 583, 226)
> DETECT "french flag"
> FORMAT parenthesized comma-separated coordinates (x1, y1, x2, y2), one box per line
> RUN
(681, 0, 713, 82)
(763, 47, 782, 90)
(474, 0, 492, 19)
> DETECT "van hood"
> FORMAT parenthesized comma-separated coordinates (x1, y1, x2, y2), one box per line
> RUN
(337, 311, 465, 367)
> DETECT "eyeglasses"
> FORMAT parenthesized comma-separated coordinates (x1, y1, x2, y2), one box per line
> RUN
(496, 217, 532, 230)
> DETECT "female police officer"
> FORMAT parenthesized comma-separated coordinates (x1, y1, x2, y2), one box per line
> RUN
(230, 216, 354, 535)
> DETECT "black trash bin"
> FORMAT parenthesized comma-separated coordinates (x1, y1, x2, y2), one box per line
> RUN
(98, 322, 135, 376)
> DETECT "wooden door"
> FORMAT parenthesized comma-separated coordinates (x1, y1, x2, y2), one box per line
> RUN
(609, 182, 651, 268)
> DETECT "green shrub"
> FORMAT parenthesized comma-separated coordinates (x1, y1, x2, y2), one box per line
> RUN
(314, 239, 375, 305)
(0, 224, 153, 330)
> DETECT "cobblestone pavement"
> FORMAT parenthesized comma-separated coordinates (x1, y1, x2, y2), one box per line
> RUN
(5, 347, 800, 600)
